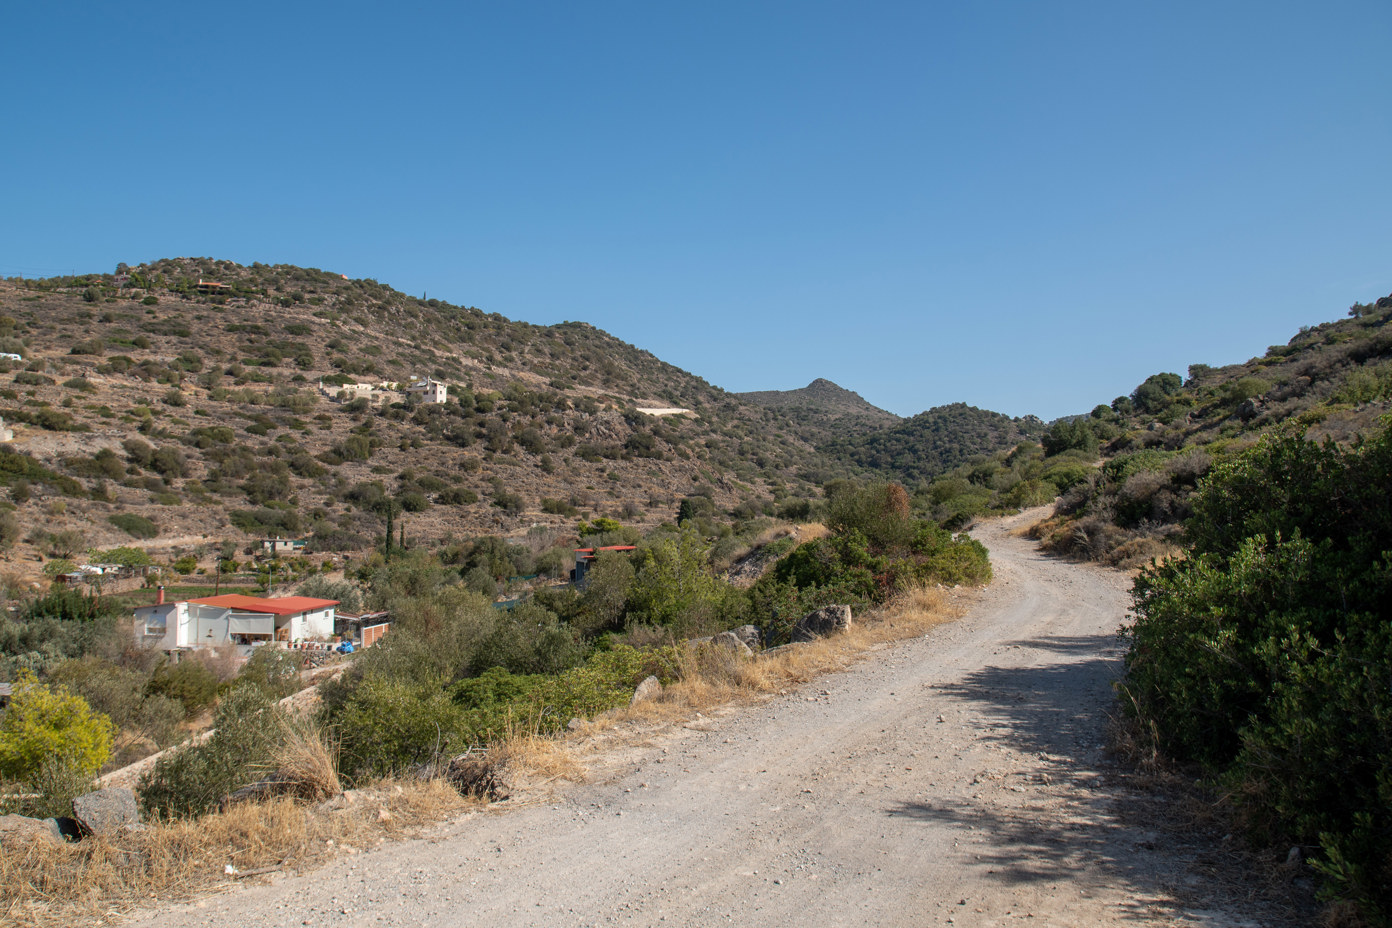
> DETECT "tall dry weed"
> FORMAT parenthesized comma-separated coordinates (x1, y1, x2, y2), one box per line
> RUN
(270, 715, 341, 801)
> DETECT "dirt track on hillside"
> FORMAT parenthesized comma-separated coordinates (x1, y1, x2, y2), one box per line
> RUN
(123, 510, 1294, 928)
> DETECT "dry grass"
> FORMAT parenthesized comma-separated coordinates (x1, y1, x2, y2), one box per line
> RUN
(270, 716, 341, 801)
(485, 715, 587, 786)
(0, 779, 475, 928)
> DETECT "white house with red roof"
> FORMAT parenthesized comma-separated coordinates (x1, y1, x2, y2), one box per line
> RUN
(134, 590, 338, 651)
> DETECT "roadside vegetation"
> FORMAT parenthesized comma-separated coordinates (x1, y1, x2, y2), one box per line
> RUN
(0, 478, 976, 927)
(1119, 428, 1392, 924)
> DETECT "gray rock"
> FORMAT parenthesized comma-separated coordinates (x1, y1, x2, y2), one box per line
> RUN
(0, 813, 61, 847)
(709, 631, 753, 656)
(72, 787, 142, 836)
(631, 675, 662, 705)
(729, 625, 762, 650)
(792, 604, 853, 642)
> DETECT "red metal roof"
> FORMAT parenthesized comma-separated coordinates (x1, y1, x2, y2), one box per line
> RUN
(188, 594, 338, 615)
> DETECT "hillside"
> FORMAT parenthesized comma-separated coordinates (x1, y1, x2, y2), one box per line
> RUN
(0, 258, 847, 575)
(820, 402, 1046, 484)
(1023, 291, 1392, 565)
(736, 378, 900, 445)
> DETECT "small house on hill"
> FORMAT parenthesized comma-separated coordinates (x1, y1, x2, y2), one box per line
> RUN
(135, 592, 338, 651)
(261, 537, 308, 556)
(196, 280, 231, 294)
(406, 377, 448, 404)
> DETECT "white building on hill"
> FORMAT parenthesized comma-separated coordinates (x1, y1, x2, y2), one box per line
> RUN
(406, 377, 448, 404)
(134, 593, 338, 651)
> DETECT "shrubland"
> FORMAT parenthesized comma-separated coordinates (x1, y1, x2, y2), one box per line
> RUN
(1120, 427, 1392, 923)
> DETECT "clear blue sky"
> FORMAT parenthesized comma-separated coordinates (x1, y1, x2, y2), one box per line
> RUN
(3, 2, 1388, 420)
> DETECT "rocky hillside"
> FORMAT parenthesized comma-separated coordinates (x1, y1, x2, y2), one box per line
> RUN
(737, 378, 901, 445)
(0, 258, 851, 574)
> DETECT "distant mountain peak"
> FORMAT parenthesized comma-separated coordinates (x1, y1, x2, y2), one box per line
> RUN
(735, 379, 900, 442)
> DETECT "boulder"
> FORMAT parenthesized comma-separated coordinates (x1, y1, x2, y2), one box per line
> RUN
(631, 675, 662, 705)
(792, 604, 853, 642)
(71, 787, 142, 836)
(729, 625, 762, 650)
(0, 814, 62, 847)
(708, 631, 753, 656)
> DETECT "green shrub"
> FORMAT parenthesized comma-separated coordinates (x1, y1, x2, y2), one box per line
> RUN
(1122, 431, 1392, 919)
(235, 647, 305, 701)
(138, 685, 286, 819)
(109, 512, 159, 538)
(470, 602, 586, 676)
(0, 674, 114, 782)
(398, 491, 429, 513)
(146, 660, 220, 717)
(332, 677, 468, 779)
(229, 507, 301, 536)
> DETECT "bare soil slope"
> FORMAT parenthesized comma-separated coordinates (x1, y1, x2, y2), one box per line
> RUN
(122, 511, 1294, 928)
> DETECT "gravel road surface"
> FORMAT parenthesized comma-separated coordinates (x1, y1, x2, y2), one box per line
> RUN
(125, 510, 1273, 928)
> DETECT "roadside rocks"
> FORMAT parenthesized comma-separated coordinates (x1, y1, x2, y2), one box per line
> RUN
(1, 787, 146, 846)
(728, 625, 762, 650)
(708, 631, 753, 656)
(0, 813, 63, 847)
(687, 632, 753, 657)
(792, 604, 853, 642)
(72, 787, 143, 836)
(631, 675, 662, 705)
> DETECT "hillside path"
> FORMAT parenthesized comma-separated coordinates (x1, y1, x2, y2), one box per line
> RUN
(125, 510, 1260, 928)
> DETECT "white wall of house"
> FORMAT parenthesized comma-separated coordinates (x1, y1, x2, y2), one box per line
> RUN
(134, 602, 186, 649)
(290, 607, 335, 640)
(135, 602, 337, 650)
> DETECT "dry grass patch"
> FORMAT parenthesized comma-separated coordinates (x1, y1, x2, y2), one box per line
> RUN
(486, 728, 586, 786)
(0, 779, 476, 928)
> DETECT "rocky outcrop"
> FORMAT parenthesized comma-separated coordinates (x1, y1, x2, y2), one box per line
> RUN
(792, 604, 853, 642)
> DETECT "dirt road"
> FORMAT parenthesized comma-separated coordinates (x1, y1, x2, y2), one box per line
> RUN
(125, 510, 1271, 928)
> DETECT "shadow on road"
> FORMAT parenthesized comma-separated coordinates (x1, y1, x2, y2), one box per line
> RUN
(883, 634, 1177, 921)
(944, 634, 1124, 759)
